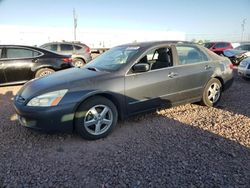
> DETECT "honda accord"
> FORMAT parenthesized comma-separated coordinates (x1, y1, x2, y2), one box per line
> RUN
(14, 41, 234, 140)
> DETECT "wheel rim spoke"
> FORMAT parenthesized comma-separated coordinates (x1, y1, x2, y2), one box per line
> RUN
(100, 107, 109, 118)
(102, 119, 112, 126)
(84, 104, 113, 136)
(95, 122, 101, 134)
(85, 119, 97, 127)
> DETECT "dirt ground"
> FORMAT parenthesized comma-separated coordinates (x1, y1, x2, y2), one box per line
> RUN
(0, 71, 249, 187)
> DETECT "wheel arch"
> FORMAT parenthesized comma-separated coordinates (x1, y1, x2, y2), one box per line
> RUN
(72, 56, 86, 64)
(73, 92, 125, 130)
(213, 76, 224, 90)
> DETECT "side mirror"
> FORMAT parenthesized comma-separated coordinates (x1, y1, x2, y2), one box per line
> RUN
(132, 63, 150, 73)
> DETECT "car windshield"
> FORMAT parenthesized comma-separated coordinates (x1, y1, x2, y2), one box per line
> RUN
(204, 43, 214, 48)
(85, 46, 139, 71)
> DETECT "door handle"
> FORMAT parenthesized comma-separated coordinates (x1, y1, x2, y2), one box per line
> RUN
(205, 65, 212, 70)
(168, 72, 178, 78)
(32, 58, 38, 63)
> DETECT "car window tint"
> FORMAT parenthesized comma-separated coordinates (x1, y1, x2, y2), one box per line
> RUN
(6, 48, 40, 59)
(74, 45, 82, 50)
(61, 44, 73, 51)
(240, 45, 250, 51)
(138, 47, 172, 70)
(44, 44, 57, 51)
(204, 43, 214, 48)
(176, 46, 208, 65)
(0, 48, 2, 58)
(214, 42, 228, 48)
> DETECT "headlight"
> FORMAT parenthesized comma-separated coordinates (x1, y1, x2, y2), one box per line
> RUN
(27, 89, 68, 107)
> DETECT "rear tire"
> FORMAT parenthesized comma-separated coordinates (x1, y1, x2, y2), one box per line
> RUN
(201, 78, 222, 107)
(73, 58, 85, 67)
(35, 68, 55, 78)
(75, 96, 118, 140)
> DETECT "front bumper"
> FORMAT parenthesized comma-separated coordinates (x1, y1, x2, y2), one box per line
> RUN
(14, 101, 76, 132)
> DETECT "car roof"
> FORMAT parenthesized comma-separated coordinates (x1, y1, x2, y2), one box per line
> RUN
(41, 41, 86, 46)
(117, 40, 194, 48)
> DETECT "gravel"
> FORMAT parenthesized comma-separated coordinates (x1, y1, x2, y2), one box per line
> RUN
(0, 71, 249, 187)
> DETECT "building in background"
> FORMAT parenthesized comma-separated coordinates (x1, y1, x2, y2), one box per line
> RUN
(0, 25, 186, 48)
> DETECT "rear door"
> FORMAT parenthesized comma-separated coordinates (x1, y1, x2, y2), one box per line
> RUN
(173, 44, 215, 101)
(59, 44, 74, 55)
(3, 47, 42, 83)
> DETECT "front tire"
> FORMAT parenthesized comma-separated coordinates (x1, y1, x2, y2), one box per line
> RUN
(75, 96, 118, 140)
(201, 78, 222, 107)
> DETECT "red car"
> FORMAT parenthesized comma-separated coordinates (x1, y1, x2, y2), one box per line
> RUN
(204, 42, 233, 55)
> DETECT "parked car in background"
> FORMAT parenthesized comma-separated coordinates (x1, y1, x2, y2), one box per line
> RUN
(41, 41, 92, 67)
(223, 43, 250, 65)
(204, 42, 233, 55)
(238, 57, 250, 79)
(0, 45, 73, 86)
(14, 41, 234, 140)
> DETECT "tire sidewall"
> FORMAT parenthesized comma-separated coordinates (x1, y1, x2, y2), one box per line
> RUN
(75, 96, 118, 140)
(35, 68, 55, 78)
(202, 78, 222, 107)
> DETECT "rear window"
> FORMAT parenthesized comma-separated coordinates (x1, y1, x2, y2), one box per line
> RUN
(74, 45, 82, 50)
(6, 48, 41, 59)
(214, 42, 229, 48)
(204, 43, 214, 48)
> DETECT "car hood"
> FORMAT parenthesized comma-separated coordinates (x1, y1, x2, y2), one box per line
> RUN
(223, 49, 247, 57)
(18, 68, 110, 99)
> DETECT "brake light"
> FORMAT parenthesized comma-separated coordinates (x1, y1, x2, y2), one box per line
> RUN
(86, 46, 90, 53)
(63, 58, 73, 63)
(228, 63, 234, 70)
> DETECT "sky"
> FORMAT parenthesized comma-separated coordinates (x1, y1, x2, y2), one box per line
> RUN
(0, 0, 250, 41)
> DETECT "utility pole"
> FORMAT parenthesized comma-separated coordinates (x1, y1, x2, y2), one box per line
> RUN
(241, 18, 246, 42)
(73, 8, 77, 41)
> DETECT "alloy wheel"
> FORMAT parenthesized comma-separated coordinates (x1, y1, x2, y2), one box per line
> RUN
(207, 83, 221, 104)
(84, 105, 113, 135)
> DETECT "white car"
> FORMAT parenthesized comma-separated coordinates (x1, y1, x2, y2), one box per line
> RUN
(238, 57, 250, 79)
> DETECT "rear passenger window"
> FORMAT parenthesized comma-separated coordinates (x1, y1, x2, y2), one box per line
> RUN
(176, 46, 208, 65)
(6, 48, 41, 59)
(61, 44, 73, 51)
(44, 44, 57, 51)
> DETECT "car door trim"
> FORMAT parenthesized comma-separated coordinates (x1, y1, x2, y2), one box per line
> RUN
(128, 86, 203, 105)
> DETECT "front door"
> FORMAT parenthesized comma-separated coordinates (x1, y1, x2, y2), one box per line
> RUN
(125, 46, 180, 115)
(3, 47, 40, 83)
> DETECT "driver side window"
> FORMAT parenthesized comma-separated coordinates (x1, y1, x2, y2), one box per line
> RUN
(136, 47, 173, 71)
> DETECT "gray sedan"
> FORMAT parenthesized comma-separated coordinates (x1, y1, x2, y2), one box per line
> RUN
(238, 57, 250, 79)
(14, 41, 234, 140)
